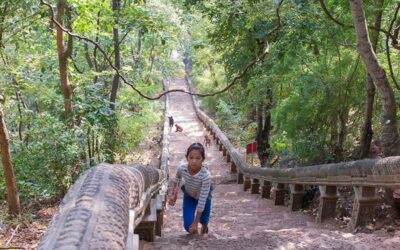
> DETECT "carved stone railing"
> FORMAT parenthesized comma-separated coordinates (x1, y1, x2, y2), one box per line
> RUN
(39, 80, 172, 249)
(185, 67, 400, 230)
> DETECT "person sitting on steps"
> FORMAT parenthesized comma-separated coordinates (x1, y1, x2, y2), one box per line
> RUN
(175, 124, 183, 132)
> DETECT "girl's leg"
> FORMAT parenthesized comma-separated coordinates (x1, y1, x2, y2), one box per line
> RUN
(182, 194, 198, 232)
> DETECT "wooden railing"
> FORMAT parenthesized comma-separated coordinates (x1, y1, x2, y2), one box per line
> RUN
(185, 69, 400, 230)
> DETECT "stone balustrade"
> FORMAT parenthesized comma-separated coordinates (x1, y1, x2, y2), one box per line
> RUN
(185, 72, 400, 230)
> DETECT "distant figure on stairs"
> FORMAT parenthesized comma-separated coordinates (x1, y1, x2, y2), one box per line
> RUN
(168, 143, 213, 235)
(168, 115, 174, 132)
(204, 134, 211, 148)
(175, 124, 183, 132)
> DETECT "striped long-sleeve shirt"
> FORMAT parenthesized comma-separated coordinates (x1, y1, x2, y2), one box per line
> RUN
(174, 164, 211, 212)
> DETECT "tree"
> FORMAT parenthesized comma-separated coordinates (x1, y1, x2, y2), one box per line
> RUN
(0, 97, 20, 215)
(109, 0, 121, 111)
(55, 0, 74, 126)
(357, 0, 383, 159)
(349, 0, 400, 156)
(256, 89, 273, 167)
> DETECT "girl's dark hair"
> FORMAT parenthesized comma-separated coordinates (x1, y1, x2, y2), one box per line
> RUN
(186, 142, 205, 159)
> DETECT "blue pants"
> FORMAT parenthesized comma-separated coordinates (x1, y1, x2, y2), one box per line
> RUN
(181, 185, 212, 232)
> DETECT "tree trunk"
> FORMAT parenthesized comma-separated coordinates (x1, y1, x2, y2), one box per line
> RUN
(133, 29, 142, 62)
(0, 107, 20, 215)
(337, 109, 349, 161)
(105, 0, 121, 163)
(84, 43, 94, 70)
(56, 0, 73, 126)
(350, 0, 400, 156)
(207, 60, 218, 87)
(330, 115, 339, 160)
(0, 2, 8, 49)
(256, 105, 272, 167)
(358, 75, 375, 158)
(358, 0, 383, 159)
(109, 0, 121, 111)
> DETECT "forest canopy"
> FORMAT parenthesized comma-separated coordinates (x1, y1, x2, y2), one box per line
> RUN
(0, 0, 400, 214)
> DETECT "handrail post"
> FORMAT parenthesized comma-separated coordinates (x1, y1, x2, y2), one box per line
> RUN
(273, 183, 286, 206)
(237, 171, 244, 184)
(243, 176, 251, 191)
(289, 184, 304, 211)
(126, 210, 138, 250)
(349, 186, 379, 230)
(261, 181, 272, 199)
(251, 178, 260, 194)
(317, 185, 338, 222)
(231, 162, 237, 174)
(226, 153, 231, 163)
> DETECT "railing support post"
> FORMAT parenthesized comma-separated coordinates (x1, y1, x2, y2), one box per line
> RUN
(243, 176, 251, 191)
(237, 172, 244, 184)
(289, 184, 304, 211)
(223, 148, 227, 156)
(219, 143, 223, 151)
(317, 185, 338, 222)
(349, 186, 379, 230)
(156, 194, 164, 237)
(251, 178, 260, 194)
(273, 183, 286, 206)
(231, 162, 237, 173)
(226, 153, 231, 163)
(261, 181, 271, 199)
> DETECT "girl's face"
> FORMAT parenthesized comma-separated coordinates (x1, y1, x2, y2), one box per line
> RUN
(187, 149, 204, 169)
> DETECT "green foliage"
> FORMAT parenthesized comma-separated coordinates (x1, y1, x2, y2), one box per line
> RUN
(114, 87, 163, 162)
(0, 0, 185, 204)
(180, 0, 398, 165)
(1, 0, 399, 208)
(9, 113, 83, 202)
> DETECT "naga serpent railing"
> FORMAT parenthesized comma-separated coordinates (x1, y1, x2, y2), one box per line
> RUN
(185, 63, 400, 230)
(39, 80, 171, 249)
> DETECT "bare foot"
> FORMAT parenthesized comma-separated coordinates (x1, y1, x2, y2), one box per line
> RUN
(201, 224, 208, 234)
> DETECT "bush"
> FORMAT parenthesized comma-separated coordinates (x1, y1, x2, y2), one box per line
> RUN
(9, 113, 83, 202)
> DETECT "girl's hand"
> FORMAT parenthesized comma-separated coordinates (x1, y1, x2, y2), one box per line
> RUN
(189, 222, 199, 234)
(168, 190, 178, 206)
(168, 197, 176, 206)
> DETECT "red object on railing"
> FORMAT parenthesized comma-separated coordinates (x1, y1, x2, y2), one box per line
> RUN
(246, 142, 257, 154)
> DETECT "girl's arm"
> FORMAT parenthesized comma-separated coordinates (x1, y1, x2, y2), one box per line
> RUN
(189, 211, 203, 233)
(168, 181, 179, 206)
(168, 167, 182, 206)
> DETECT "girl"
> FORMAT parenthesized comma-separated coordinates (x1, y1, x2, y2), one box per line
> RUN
(168, 142, 212, 234)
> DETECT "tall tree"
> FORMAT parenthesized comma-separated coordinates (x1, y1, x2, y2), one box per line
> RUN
(56, 0, 74, 126)
(357, 0, 384, 159)
(0, 97, 20, 215)
(256, 89, 273, 167)
(109, 0, 121, 110)
(350, 0, 400, 156)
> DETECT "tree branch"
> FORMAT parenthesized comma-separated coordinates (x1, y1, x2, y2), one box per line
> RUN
(386, 3, 400, 91)
(40, 0, 283, 100)
(319, 0, 399, 48)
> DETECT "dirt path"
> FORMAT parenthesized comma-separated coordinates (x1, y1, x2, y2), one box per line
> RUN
(141, 78, 400, 250)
